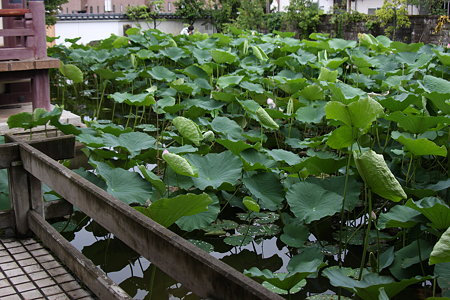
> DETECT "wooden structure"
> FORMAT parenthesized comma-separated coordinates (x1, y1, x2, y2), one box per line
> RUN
(0, 134, 283, 300)
(0, 0, 59, 110)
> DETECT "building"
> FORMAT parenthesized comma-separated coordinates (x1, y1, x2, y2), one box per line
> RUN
(60, 0, 177, 14)
(273, 0, 419, 15)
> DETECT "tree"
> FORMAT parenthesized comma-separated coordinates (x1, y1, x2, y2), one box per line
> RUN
(376, 0, 411, 40)
(282, 0, 322, 38)
(232, 0, 265, 31)
(175, 0, 207, 25)
(45, 0, 68, 25)
(208, 0, 241, 32)
(126, 1, 165, 29)
(408, 0, 447, 15)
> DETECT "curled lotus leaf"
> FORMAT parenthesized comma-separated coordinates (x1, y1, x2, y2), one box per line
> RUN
(354, 150, 407, 202)
(172, 116, 203, 146)
(162, 152, 197, 177)
(256, 107, 279, 130)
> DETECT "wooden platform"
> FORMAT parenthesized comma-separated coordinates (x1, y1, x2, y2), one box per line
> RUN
(0, 237, 94, 299)
(0, 103, 84, 135)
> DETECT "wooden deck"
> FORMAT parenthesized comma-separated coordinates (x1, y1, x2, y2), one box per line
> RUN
(0, 237, 94, 299)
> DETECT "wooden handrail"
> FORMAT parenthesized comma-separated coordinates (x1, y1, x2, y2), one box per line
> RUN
(0, 9, 30, 16)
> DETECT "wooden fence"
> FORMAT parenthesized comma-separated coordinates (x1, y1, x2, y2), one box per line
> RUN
(0, 134, 282, 300)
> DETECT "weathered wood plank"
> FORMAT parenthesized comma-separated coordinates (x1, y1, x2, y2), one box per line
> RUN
(0, 48, 33, 61)
(28, 211, 132, 300)
(29, 1, 46, 59)
(5, 134, 75, 161)
(0, 28, 34, 37)
(19, 142, 282, 300)
(0, 9, 30, 16)
(0, 210, 13, 229)
(0, 144, 19, 168)
(8, 162, 30, 236)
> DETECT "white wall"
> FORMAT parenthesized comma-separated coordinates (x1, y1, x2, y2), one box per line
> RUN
(350, 0, 419, 15)
(54, 18, 215, 45)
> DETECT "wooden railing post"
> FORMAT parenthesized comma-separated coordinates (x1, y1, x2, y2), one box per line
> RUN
(28, 0, 46, 59)
(8, 161, 31, 236)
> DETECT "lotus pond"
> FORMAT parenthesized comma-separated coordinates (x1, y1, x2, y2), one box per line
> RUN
(4, 28, 450, 299)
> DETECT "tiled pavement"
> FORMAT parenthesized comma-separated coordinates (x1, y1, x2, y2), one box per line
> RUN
(0, 238, 95, 300)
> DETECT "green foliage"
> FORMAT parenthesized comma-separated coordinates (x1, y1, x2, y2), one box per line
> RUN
(376, 0, 411, 40)
(45, 0, 68, 25)
(43, 28, 450, 298)
(125, 1, 165, 29)
(232, 0, 265, 32)
(175, 0, 207, 24)
(282, 0, 322, 38)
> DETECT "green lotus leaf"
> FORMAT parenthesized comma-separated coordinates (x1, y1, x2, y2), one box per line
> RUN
(378, 205, 425, 229)
(266, 149, 301, 166)
(392, 134, 447, 157)
(405, 197, 450, 230)
(59, 62, 83, 83)
(318, 67, 338, 82)
(162, 152, 198, 177)
(186, 151, 242, 190)
(136, 193, 212, 228)
(109, 92, 155, 106)
(211, 49, 237, 64)
(389, 239, 433, 280)
(244, 267, 306, 293)
(211, 117, 244, 141)
(328, 38, 357, 51)
(117, 132, 156, 157)
(243, 172, 284, 211)
(223, 234, 253, 246)
(326, 125, 354, 149)
(243, 196, 260, 213)
(176, 194, 220, 231)
(147, 66, 176, 81)
(326, 97, 383, 130)
(299, 85, 324, 101)
(435, 262, 450, 297)
(422, 75, 450, 94)
(95, 162, 151, 205)
(172, 116, 203, 146)
(250, 45, 269, 61)
(354, 150, 407, 202)
(433, 49, 450, 66)
(280, 222, 309, 248)
(160, 47, 187, 62)
(138, 166, 166, 198)
(323, 267, 430, 300)
(256, 107, 279, 130)
(385, 112, 449, 134)
(240, 81, 265, 94)
(286, 182, 342, 223)
(217, 75, 244, 89)
(295, 102, 326, 124)
(430, 227, 450, 265)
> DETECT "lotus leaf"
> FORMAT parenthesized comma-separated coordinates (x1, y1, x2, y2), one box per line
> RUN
(354, 150, 407, 202)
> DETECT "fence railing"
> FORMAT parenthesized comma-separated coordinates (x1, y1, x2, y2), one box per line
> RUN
(0, 134, 282, 300)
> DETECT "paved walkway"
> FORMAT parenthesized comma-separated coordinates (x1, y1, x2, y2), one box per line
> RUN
(0, 237, 95, 300)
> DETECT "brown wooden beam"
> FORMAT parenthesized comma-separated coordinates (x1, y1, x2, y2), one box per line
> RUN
(0, 9, 30, 16)
(5, 134, 75, 161)
(28, 211, 132, 300)
(0, 210, 13, 229)
(19, 142, 282, 300)
(0, 143, 19, 168)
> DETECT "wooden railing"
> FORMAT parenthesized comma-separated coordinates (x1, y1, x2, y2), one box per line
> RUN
(0, 1, 47, 60)
(0, 135, 282, 300)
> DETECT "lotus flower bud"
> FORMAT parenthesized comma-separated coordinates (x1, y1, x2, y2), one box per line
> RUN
(266, 98, 276, 109)
(162, 149, 169, 155)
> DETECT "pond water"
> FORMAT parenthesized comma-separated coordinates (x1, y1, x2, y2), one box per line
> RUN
(52, 211, 294, 299)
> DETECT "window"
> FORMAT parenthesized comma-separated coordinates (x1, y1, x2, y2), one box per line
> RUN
(90, 6, 93, 13)
(97, 6, 99, 13)
(105, 0, 112, 12)
(120, 4, 123, 12)
(112, 5, 115, 12)
(368, 8, 378, 15)
(168, 2, 172, 11)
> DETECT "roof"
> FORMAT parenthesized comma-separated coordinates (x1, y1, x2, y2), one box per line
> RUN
(57, 13, 182, 21)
